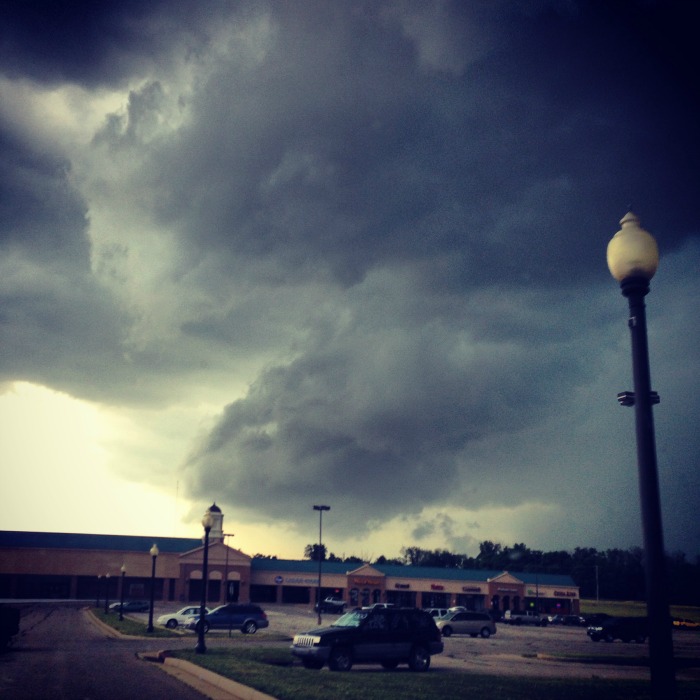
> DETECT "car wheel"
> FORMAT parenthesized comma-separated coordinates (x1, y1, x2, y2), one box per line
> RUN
(243, 621, 258, 634)
(408, 645, 430, 672)
(302, 658, 324, 670)
(328, 647, 353, 672)
(165, 619, 178, 629)
(381, 660, 399, 670)
(480, 627, 491, 638)
(441, 626, 452, 637)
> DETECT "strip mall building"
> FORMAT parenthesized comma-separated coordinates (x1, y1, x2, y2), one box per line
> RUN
(0, 506, 579, 616)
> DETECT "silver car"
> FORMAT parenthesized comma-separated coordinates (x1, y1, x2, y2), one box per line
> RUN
(157, 606, 209, 629)
(436, 611, 496, 638)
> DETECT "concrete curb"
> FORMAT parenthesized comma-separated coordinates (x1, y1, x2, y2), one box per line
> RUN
(160, 656, 278, 700)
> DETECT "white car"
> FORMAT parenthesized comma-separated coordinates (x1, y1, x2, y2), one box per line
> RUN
(157, 606, 209, 629)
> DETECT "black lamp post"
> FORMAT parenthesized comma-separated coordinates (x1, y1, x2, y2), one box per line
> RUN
(195, 510, 214, 654)
(104, 574, 110, 614)
(313, 505, 330, 626)
(147, 544, 159, 633)
(96, 575, 101, 608)
(607, 212, 676, 700)
(119, 564, 126, 621)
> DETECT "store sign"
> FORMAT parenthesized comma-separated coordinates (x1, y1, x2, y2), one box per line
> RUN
(462, 586, 482, 593)
(286, 577, 318, 585)
(353, 578, 382, 586)
(274, 576, 283, 584)
(394, 583, 410, 589)
(554, 590, 576, 598)
(430, 584, 444, 591)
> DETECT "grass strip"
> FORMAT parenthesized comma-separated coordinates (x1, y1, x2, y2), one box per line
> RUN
(92, 609, 180, 638)
(170, 646, 700, 700)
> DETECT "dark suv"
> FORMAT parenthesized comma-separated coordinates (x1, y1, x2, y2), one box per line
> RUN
(188, 603, 269, 634)
(291, 607, 443, 672)
(587, 616, 648, 643)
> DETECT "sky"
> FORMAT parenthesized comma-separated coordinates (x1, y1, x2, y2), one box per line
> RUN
(1, 0, 699, 563)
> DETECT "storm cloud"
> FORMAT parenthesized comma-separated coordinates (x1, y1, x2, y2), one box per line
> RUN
(1, 0, 698, 558)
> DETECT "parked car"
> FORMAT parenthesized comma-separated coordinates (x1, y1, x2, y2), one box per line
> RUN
(314, 597, 346, 614)
(587, 616, 648, 643)
(503, 610, 548, 626)
(291, 606, 443, 672)
(187, 603, 269, 634)
(424, 608, 449, 619)
(362, 603, 396, 609)
(549, 614, 584, 626)
(157, 606, 209, 629)
(436, 611, 497, 638)
(109, 600, 150, 613)
(580, 612, 612, 626)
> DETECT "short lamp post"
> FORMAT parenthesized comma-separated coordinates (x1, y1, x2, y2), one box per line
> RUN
(607, 212, 676, 700)
(104, 574, 110, 614)
(96, 575, 101, 608)
(119, 564, 126, 621)
(195, 510, 214, 654)
(313, 505, 330, 626)
(147, 544, 159, 633)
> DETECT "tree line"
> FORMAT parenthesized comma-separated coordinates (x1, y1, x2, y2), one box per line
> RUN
(281, 541, 700, 606)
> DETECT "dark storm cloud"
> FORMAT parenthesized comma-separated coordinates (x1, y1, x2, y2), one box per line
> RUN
(1, 0, 699, 555)
(177, 1, 699, 552)
(129, 0, 699, 297)
(0, 119, 137, 401)
(0, 0, 233, 87)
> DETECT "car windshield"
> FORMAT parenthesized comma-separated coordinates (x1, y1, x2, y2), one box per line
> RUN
(331, 610, 369, 628)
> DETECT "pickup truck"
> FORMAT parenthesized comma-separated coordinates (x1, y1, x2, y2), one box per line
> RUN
(503, 610, 548, 627)
(314, 597, 346, 614)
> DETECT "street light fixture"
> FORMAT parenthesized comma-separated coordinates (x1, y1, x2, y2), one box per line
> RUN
(119, 564, 126, 621)
(313, 505, 330, 626)
(196, 509, 215, 654)
(147, 544, 159, 633)
(104, 574, 110, 614)
(607, 212, 676, 700)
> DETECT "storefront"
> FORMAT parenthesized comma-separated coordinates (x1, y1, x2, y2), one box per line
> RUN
(0, 527, 579, 614)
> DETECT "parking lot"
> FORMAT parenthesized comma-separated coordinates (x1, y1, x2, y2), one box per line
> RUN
(141, 603, 700, 680)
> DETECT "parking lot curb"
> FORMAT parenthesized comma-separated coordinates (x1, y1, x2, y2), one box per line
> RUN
(150, 653, 277, 700)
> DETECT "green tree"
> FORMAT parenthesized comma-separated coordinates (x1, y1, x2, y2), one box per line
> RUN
(303, 543, 327, 561)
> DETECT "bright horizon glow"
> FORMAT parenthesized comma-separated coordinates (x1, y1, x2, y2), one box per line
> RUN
(0, 382, 197, 539)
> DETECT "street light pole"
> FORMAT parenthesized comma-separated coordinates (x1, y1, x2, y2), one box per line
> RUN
(96, 575, 101, 608)
(313, 505, 330, 626)
(119, 564, 126, 621)
(147, 544, 159, 633)
(196, 509, 214, 654)
(104, 574, 110, 614)
(607, 212, 676, 700)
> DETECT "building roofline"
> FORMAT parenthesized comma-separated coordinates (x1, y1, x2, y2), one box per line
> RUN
(0, 530, 202, 554)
